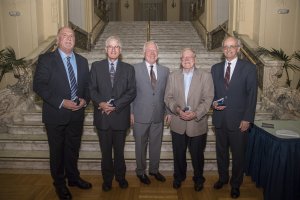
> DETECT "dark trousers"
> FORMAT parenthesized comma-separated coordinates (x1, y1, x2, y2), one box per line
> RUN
(97, 129, 127, 184)
(171, 131, 207, 184)
(45, 121, 83, 187)
(215, 125, 248, 188)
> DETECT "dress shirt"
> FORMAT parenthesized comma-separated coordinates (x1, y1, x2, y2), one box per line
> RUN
(224, 57, 238, 80)
(183, 68, 194, 105)
(146, 62, 158, 80)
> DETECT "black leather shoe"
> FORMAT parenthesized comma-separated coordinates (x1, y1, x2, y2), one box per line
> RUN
(55, 186, 72, 200)
(194, 182, 203, 192)
(173, 180, 181, 189)
(102, 183, 112, 192)
(149, 172, 166, 182)
(117, 179, 129, 189)
(213, 180, 228, 189)
(68, 178, 92, 189)
(231, 187, 240, 198)
(137, 174, 151, 185)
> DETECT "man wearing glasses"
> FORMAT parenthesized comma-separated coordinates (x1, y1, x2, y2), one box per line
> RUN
(164, 48, 214, 191)
(211, 36, 257, 198)
(89, 36, 136, 192)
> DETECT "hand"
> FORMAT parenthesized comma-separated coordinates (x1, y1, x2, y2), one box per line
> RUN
(63, 99, 82, 111)
(239, 120, 250, 132)
(165, 114, 171, 127)
(71, 98, 86, 111)
(98, 102, 115, 115)
(130, 114, 134, 126)
(212, 101, 226, 111)
(179, 111, 196, 121)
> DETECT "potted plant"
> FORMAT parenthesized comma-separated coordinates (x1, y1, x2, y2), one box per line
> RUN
(0, 47, 26, 83)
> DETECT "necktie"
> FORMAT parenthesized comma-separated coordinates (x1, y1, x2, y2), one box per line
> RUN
(66, 56, 77, 100)
(150, 65, 157, 90)
(224, 62, 231, 89)
(110, 63, 115, 87)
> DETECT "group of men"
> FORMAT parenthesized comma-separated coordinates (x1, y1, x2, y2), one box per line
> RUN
(33, 26, 257, 200)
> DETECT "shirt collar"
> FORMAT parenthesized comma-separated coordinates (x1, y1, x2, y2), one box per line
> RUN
(58, 48, 74, 60)
(226, 57, 238, 66)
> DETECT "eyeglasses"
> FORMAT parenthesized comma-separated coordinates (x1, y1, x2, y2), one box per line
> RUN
(223, 45, 239, 50)
(107, 45, 120, 50)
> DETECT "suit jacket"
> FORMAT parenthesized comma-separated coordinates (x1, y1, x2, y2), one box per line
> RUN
(132, 62, 169, 123)
(211, 59, 257, 130)
(33, 49, 90, 124)
(89, 59, 136, 130)
(164, 68, 214, 137)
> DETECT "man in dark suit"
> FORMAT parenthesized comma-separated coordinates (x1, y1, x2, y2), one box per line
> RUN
(211, 36, 257, 198)
(33, 27, 92, 200)
(131, 41, 170, 185)
(89, 36, 136, 192)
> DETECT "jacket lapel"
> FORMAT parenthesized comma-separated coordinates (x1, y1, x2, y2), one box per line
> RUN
(54, 50, 70, 90)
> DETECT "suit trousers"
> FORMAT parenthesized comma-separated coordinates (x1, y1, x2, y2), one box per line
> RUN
(45, 121, 83, 186)
(133, 122, 163, 175)
(171, 131, 207, 183)
(215, 125, 248, 188)
(97, 129, 127, 184)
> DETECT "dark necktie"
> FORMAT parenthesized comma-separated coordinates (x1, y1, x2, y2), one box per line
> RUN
(150, 65, 157, 90)
(66, 56, 77, 100)
(110, 63, 115, 87)
(224, 62, 231, 89)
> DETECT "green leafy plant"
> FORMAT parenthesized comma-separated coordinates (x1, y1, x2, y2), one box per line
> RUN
(0, 47, 26, 83)
(293, 51, 300, 89)
(256, 47, 300, 87)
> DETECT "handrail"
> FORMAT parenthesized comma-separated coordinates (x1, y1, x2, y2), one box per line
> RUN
(218, 25, 257, 65)
(147, 20, 150, 41)
(196, 19, 208, 48)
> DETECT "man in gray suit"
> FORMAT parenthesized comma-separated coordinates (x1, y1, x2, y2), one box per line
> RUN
(164, 48, 214, 191)
(131, 41, 170, 184)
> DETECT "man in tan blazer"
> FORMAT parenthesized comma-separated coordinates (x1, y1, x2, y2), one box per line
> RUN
(164, 48, 214, 191)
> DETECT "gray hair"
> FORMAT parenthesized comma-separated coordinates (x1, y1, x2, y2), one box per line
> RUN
(222, 36, 242, 48)
(105, 36, 122, 48)
(143, 41, 159, 53)
(180, 47, 196, 58)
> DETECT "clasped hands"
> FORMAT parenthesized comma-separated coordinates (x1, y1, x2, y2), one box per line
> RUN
(176, 107, 196, 121)
(63, 98, 86, 111)
(98, 102, 115, 115)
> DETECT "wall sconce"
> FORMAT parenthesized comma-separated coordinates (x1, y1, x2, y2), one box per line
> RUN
(171, 0, 176, 8)
(124, 0, 129, 9)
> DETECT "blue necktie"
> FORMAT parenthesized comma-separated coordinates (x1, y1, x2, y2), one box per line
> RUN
(67, 56, 77, 100)
(110, 63, 115, 87)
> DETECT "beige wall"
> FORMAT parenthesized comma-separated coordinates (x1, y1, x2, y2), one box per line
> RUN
(166, 0, 180, 21)
(0, 0, 67, 58)
(232, 0, 300, 55)
(120, 0, 134, 21)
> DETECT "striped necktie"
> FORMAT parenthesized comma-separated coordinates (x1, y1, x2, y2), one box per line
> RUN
(66, 56, 77, 100)
(224, 62, 231, 89)
(150, 65, 157, 90)
(110, 62, 115, 87)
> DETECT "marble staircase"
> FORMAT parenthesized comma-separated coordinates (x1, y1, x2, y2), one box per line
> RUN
(0, 21, 272, 172)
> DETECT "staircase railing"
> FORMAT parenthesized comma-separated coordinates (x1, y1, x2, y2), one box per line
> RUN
(147, 20, 150, 42)
(219, 25, 257, 65)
